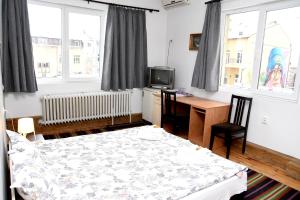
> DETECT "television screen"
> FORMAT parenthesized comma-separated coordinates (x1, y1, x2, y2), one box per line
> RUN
(150, 69, 170, 85)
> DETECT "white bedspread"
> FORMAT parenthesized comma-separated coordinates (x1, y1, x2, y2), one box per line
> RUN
(31, 126, 247, 200)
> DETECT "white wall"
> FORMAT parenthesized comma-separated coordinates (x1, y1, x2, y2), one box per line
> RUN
(4, 0, 167, 118)
(167, 0, 300, 159)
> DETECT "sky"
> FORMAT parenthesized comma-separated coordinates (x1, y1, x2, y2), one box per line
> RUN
(227, 11, 259, 38)
(28, 4, 101, 40)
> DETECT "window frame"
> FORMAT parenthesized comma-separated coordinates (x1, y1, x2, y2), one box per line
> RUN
(219, 0, 300, 101)
(28, 0, 105, 84)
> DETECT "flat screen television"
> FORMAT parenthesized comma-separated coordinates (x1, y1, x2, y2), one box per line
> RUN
(148, 67, 175, 89)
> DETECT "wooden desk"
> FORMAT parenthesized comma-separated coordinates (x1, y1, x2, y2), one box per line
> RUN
(177, 96, 229, 148)
(153, 92, 229, 148)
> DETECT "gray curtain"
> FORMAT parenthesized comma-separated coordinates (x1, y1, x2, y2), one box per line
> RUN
(101, 6, 148, 91)
(2, 0, 37, 93)
(191, 2, 221, 92)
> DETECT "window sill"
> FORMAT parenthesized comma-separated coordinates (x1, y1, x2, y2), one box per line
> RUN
(252, 90, 299, 103)
(219, 86, 299, 103)
(219, 86, 253, 97)
(37, 78, 101, 85)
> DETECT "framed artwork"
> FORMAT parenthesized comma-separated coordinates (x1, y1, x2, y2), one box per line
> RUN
(189, 33, 201, 51)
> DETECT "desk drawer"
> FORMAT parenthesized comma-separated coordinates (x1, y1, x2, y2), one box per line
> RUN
(193, 108, 206, 115)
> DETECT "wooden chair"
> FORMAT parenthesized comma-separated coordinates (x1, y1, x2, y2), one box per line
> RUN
(209, 95, 253, 159)
(160, 89, 189, 134)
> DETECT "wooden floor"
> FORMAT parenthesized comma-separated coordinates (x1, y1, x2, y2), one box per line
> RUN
(212, 144, 300, 191)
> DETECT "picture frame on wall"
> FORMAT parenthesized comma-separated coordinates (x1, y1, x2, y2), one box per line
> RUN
(189, 33, 201, 51)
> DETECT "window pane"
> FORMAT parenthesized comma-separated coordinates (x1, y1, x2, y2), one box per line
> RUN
(221, 11, 259, 88)
(29, 4, 62, 79)
(258, 7, 300, 94)
(69, 12, 101, 78)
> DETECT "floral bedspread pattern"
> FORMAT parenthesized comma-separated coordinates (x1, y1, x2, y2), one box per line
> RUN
(34, 126, 246, 200)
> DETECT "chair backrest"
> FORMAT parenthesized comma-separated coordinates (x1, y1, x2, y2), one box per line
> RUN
(228, 95, 253, 128)
(161, 89, 177, 117)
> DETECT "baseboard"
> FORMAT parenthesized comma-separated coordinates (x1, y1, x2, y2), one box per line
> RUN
(6, 113, 143, 136)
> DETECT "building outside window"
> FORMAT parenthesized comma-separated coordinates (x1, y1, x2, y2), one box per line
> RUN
(237, 51, 243, 64)
(226, 51, 230, 64)
(69, 12, 101, 78)
(28, 4, 62, 79)
(73, 55, 81, 64)
(28, 2, 102, 81)
(220, 2, 300, 99)
(221, 11, 259, 88)
(37, 62, 51, 77)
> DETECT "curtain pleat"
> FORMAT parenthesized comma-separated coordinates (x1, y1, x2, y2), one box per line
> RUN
(2, 0, 38, 93)
(101, 6, 148, 91)
(191, 2, 221, 92)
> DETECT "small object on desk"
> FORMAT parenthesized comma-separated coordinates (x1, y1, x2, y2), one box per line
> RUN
(176, 90, 193, 97)
(165, 89, 178, 93)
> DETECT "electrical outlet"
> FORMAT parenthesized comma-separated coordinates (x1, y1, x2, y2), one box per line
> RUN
(262, 116, 269, 125)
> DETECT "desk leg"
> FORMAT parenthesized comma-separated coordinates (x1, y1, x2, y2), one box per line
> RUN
(188, 107, 205, 146)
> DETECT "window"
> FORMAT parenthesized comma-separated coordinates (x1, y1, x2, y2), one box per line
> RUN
(37, 62, 51, 77)
(237, 51, 243, 64)
(73, 55, 81, 64)
(220, 2, 300, 99)
(221, 11, 259, 88)
(28, 2, 103, 81)
(226, 51, 230, 64)
(28, 4, 62, 79)
(69, 12, 101, 78)
(258, 7, 300, 94)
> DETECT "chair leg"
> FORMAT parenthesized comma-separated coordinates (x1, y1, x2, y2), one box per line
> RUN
(225, 134, 232, 159)
(242, 132, 247, 154)
(209, 130, 215, 150)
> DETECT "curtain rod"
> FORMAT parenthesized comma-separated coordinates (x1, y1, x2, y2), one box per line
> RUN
(205, 0, 222, 4)
(85, 0, 160, 13)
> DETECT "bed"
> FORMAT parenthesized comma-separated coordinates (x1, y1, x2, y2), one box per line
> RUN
(8, 126, 247, 200)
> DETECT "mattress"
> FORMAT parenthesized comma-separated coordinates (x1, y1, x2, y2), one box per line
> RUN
(15, 173, 246, 200)
(183, 171, 247, 200)
(13, 126, 247, 200)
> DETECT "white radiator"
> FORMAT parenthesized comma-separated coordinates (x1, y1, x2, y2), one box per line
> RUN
(40, 91, 132, 125)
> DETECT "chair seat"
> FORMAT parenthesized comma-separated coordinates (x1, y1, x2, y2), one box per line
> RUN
(212, 122, 245, 133)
